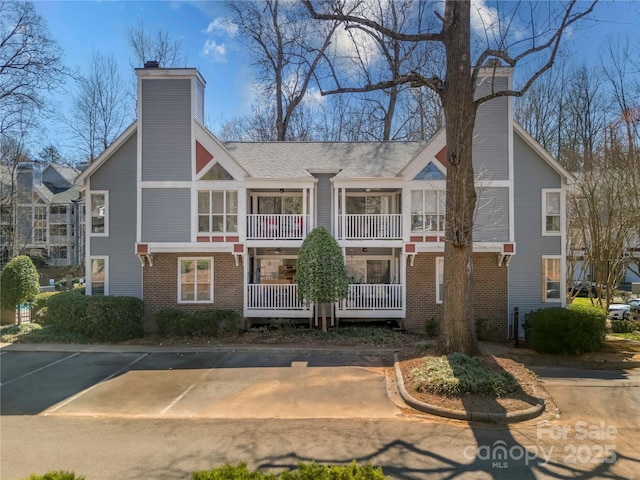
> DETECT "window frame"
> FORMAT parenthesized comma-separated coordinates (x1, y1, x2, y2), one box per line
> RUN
(436, 256, 444, 304)
(89, 256, 108, 296)
(542, 189, 561, 236)
(177, 257, 214, 304)
(542, 256, 562, 303)
(197, 190, 238, 234)
(411, 189, 446, 233)
(89, 191, 109, 237)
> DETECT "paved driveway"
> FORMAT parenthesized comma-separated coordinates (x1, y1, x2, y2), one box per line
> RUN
(0, 349, 404, 418)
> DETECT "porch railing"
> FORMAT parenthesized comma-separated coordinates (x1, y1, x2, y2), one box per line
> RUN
(337, 214, 402, 240)
(246, 214, 309, 240)
(340, 284, 403, 310)
(247, 283, 309, 310)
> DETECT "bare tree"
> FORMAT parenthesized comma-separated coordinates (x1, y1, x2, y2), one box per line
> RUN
(67, 52, 131, 162)
(225, 0, 339, 141)
(126, 19, 187, 69)
(0, 0, 68, 135)
(569, 148, 640, 307)
(305, 0, 597, 355)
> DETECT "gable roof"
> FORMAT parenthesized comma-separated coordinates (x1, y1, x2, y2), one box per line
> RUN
(75, 122, 137, 184)
(513, 122, 574, 182)
(223, 141, 428, 179)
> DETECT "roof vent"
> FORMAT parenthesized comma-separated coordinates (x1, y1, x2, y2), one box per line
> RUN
(144, 60, 160, 69)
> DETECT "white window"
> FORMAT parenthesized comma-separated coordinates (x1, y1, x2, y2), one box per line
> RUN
(90, 191, 108, 236)
(178, 257, 213, 303)
(542, 256, 561, 303)
(198, 190, 238, 233)
(33, 206, 47, 243)
(542, 190, 561, 235)
(412, 190, 445, 233)
(90, 257, 108, 295)
(436, 257, 444, 304)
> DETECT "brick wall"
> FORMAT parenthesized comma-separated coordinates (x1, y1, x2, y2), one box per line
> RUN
(405, 252, 508, 341)
(142, 252, 244, 332)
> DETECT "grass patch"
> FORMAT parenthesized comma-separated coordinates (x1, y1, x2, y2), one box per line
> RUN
(1, 323, 90, 344)
(569, 297, 606, 310)
(408, 352, 520, 397)
(610, 332, 640, 342)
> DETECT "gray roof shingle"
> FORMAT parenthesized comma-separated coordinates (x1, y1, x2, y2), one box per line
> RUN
(223, 141, 428, 179)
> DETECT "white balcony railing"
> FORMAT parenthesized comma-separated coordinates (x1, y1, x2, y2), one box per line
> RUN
(337, 214, 402, 240)
(247, 283, 309, 310)
(246, 214, 309, 240)
(340, 284, 403, 310)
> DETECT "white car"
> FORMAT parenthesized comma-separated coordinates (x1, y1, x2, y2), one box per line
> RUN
(607, 304, 631, 320)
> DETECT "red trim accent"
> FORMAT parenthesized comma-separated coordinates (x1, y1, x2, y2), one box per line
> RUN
(196, 141, 214, 174)
(233, 243, 244, 253)
(405, 244, 416, 253)
(226, 235, 239, 242)
(136, 244, 148, 254)
(425, 236, 438, 242)
(197, 236, 210, 242)
(410, 235, 423, 242)
(503, 243, 514, 253)
(212, 236, 224, 242)
(435, 146, 448, 167)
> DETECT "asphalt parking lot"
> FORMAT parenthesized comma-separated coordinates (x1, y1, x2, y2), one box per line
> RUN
(0, 349, 404, 418)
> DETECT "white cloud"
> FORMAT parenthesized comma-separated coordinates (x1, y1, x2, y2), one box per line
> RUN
(201, 39, 227, 63)
(471, 0, 500, 38)
(202, 17, 238, 37)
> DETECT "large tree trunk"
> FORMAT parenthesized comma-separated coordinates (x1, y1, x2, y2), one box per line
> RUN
(436, 0, 480, 356)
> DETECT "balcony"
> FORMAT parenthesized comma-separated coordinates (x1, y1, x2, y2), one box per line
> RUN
(246, 283, 311, 318)
(336, 214, 402, 240)
(337, 284, 404, 318)
(246, 214, 309, 240)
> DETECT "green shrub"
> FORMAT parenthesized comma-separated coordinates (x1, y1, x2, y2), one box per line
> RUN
(86, 296, 144, 342)
(1, 255, 40, 311)
(48, 293, 143, 342)
(25, 471, 84, 480)
(47, 291, 88, 335)
(156, 309, 187, 335)
(193, 462, 387, 480)
(193, 463, 277, 480)
(610, 319, 640, 333)
(475, 318, 492, 341)
(424, 317, 439, 337)
(280, 461, 387, 480)
(408, 352, 520, 397)
(157, 309, 240, 336)
(526, 305, 606, 355)
(32, 291, 59, 325)
(54, 277, 83, 292)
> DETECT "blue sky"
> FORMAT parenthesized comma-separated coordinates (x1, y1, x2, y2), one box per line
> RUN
(32, 0, 640, 160)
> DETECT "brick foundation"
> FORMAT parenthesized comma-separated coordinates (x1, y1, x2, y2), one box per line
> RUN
(405, 252, 508, 341)
(142, 252, 244, 332)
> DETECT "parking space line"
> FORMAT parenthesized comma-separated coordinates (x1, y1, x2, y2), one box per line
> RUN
(0, 352, 81, 388)
(44, 353, 148, 414)
(161, 384, 196, 415)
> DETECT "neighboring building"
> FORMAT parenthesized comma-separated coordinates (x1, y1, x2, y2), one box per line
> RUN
(0, 162, 85, 267)
(76, 63, 572, 339)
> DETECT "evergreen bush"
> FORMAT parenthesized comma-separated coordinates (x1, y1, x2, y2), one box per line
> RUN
(525, 305, 606, 355)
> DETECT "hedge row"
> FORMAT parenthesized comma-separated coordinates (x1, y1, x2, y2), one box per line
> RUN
(46, 291, 143, 342)
(27, 462, 387, 480)
(156, 309, 240, 336)
(523, 304, 606, 355)
(610, 319, 640, 333)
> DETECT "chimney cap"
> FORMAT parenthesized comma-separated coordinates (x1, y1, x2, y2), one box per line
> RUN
(144, 60, 160, 69)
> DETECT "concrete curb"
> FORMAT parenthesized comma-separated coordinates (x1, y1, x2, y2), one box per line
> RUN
(393, 351, 545, 424)
(0, 342, 397, 357)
